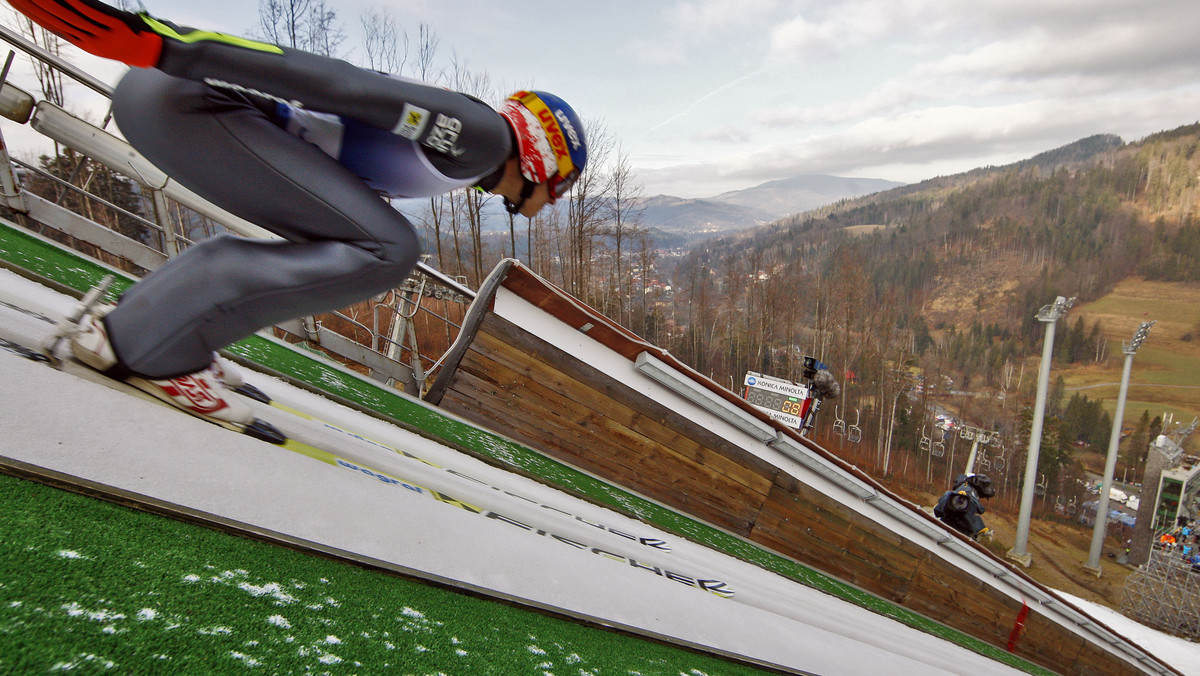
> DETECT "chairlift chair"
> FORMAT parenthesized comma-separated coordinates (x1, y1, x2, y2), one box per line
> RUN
(932, 429, 946, 458)
(847, 409, 862, 443)
(832, 405, 846, 436)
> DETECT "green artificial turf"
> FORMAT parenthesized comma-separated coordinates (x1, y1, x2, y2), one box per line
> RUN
(0, 473, 768, 675)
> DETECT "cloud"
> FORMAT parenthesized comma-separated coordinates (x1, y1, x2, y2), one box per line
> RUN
(638, 86, 1200, 198)
(629, 0, 782, 67)
(926, 10, 1200, 85)
(692, 126, 751, 144)
(666, 0, 782, 36)
(767, 15, 838, 62)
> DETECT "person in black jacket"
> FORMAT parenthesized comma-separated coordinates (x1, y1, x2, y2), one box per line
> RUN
(935, 473, 996, 540)
(12, 0, 587, 439)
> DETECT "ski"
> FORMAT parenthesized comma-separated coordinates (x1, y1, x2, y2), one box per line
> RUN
(0, 335, 53, 363)
(0, 278, 432, 476)
(1, 315, 288, 445)
(0, 281, 377, 450)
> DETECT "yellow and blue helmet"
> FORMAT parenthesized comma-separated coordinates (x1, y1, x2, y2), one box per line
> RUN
(498, 90, 588, 200)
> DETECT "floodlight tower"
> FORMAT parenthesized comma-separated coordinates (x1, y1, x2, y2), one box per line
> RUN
(1084, 321, 1154, 575)
(1008, 295, 1074, 567)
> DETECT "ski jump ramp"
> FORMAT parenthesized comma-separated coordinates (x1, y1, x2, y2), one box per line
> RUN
(1, 263, 1028, 675)
(0, 27, 1182, 669)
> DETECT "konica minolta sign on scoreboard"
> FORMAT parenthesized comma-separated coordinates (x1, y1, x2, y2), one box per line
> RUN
(742, 371, 812, 431)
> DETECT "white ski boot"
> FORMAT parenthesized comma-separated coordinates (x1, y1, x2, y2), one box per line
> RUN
(62, 298, 285, 444)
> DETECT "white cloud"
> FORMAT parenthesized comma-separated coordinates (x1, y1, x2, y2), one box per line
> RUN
(5, 0, 1197, 201)
(692, 126, 751, 144)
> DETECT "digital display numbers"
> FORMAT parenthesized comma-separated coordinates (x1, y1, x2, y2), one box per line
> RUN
(744, 386, 806, 416)
(742, 372, 811, 430)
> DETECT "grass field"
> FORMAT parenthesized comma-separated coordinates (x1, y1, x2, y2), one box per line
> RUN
(1063, 278, 1200, 453)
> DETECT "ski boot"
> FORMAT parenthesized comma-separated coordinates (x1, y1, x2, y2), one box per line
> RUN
(60, 289, 286, 445)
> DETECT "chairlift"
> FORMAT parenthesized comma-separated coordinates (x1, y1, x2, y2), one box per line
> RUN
(1066, 497, 1077, 517)
(992, 453, 1006, 471)
(979, 452, 991, 472)
(832, 405, 846, 437)
(931, 429, 946, 458)
(919, 425, 931, 452)
(847, 409, 862, 444)
(1035, 474, 1047, 497)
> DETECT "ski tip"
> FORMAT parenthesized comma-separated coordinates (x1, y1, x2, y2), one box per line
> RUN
(243, 418, 287, 445)
(0, 336, 55, 364)
(233, 383, 272, 405)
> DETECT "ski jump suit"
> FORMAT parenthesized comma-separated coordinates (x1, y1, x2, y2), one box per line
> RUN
(99, 22, 512, 378)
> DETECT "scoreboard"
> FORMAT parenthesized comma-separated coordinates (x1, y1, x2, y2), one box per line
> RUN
(742, 371, 812, 430)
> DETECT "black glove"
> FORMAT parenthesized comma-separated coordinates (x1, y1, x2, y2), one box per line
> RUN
(10, 0, 164, 68)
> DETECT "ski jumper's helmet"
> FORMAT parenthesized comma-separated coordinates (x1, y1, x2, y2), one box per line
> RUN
(497, 90, 587, 211)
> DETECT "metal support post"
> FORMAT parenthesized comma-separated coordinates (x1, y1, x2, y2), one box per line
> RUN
(1085, 322, 1153, 575)
(1009, 296, 1073, 567)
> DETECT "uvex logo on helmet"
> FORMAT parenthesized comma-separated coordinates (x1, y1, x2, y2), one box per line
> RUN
(555, 110, 582, 151)
(537, 108, 571, 164)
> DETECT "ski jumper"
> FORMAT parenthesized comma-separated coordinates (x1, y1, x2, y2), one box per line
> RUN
(97, 22, 511, 378)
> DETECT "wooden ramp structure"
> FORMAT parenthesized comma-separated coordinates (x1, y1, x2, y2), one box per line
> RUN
(426, 259, 1173, 676)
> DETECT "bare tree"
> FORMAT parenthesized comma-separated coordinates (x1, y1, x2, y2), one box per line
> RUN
(255, 0, 307, 47)
(409, 24, 448, 270)
(563, 118, 613, 300)
(255, 0, 344, 56)
(632, 228, 658, 338)
(446, 55, 495, 286)
(605, 146, 646, 328)
(304, 0, 346, 57)
(360, 7, 405, 73)
(5, 8, 65, 107)
(412, 23, 441, 83)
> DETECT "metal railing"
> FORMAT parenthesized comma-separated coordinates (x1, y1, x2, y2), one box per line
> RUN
(0, 24, 474, 395)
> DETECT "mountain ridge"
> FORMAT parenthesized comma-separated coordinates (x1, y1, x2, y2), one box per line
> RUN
(639, 175, 906, 246)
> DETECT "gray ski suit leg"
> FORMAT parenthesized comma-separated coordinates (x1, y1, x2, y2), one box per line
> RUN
(104, 68, 420, 378)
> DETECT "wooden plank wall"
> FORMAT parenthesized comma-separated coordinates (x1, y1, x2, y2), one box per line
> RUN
(434, 311, 1145, 676)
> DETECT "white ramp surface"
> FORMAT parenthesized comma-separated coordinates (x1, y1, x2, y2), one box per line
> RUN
(0, 268, 1029, 674)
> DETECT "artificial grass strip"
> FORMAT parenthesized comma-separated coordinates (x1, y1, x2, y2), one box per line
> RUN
(0, 473, 767, 675)
(0, 221, 134, 297)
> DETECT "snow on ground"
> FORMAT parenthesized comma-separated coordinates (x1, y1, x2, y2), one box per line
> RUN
(1054, 591, 1200, 676)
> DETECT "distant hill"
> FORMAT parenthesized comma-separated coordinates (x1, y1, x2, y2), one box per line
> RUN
(712, 175, 905, 217)
(638, 196, 777, 244)
(639, 175, 906, 246)
(676, 126, 1200, 335)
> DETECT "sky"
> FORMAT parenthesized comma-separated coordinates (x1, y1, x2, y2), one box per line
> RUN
(2, 0, 1199, 199)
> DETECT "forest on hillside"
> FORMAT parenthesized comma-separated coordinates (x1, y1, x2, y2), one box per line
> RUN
(659, 125, 1200, 510)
